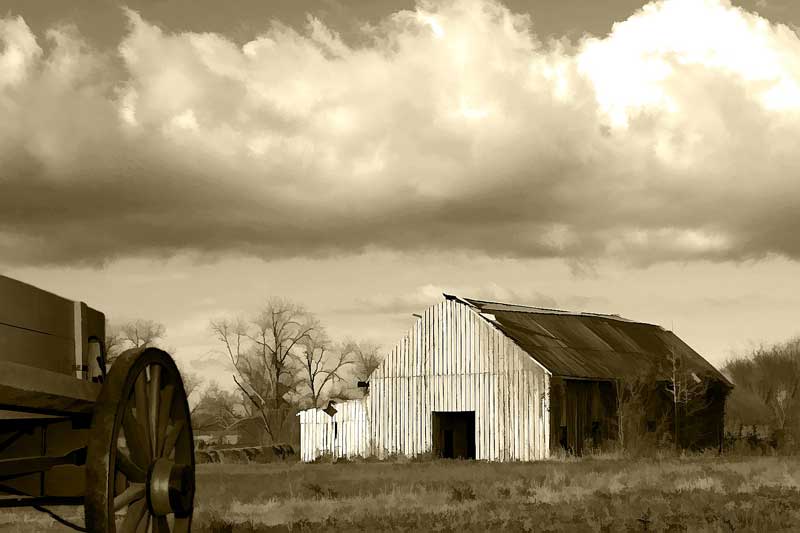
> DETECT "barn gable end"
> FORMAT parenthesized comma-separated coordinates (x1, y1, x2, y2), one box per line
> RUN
(368, 297, 550, 461)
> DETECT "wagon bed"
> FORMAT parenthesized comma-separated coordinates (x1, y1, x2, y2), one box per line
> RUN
(0, 275, 196, 532)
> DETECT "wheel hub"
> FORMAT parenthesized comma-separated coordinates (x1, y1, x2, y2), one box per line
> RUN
(147, 458, 194, 517)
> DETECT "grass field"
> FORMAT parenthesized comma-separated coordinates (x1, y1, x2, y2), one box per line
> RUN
(2, 455, 799, 532)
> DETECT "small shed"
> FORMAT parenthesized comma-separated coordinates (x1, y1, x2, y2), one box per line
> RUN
(300, 295, 731, 461)
(298, 399, 368, 461)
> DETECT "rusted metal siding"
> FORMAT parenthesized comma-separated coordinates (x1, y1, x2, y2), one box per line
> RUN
(298, 399, 368, 461)
(369, 299, 551, 461)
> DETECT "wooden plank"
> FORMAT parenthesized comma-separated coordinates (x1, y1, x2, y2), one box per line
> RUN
(530, 372, 537, 461)
(427, 307, 433, 451)
(0, 276, 105, 379)
(0, 324, 75, 375)
(521, 369, 527, 461)
(488, 330, 495, 460)
(407, 333, 413, 457)
(485, 324, 491, 460)
(0, 275, 74, 338)
(0, 360, 99, 415)
(377, 377, 383, 458)
(453, 302, 459, 381)
(543, 373, 550, 458)
(512, 366, 518, 460)
(501, 334, 508, 461)
(492, 331, 499, 461)
(462, 305, 469, 411)
(418, 317, 424, 455)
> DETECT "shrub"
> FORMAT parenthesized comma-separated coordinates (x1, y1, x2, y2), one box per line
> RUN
(448, 483, 476, 502)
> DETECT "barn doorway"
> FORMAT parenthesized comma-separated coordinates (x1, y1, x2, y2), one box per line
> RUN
(432, 411, 475, 459)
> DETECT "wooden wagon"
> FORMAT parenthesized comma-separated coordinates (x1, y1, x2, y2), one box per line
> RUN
(0, 275, 195, 532)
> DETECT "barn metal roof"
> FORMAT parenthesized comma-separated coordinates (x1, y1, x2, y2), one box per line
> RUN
(450, 295, 732, 386)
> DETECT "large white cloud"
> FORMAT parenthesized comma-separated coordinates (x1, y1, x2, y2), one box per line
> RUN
(2, 0, 800, 266)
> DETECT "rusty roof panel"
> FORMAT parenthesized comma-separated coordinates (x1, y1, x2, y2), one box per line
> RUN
(580, 319, 644, 353)
(461, 296, 731, 385)
(523, 314, 616, 352)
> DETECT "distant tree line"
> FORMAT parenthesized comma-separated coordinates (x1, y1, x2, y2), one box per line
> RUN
(724, 337, 800, 453)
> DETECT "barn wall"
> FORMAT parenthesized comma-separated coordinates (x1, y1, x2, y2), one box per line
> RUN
(298, 399, 368, 461)
(369, 299, 551, 461)
(548, 378, 618, 455)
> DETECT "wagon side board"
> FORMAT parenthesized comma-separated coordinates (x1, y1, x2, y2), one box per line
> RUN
(0, 274, 105, 381)
(0, 361, 100, 416)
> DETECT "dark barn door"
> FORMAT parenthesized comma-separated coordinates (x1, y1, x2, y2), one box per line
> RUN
(432, 411, 476, 459)
(550, 378, 615, 456)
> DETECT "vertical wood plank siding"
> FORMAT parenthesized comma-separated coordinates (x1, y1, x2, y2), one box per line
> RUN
(299, 300, 551, 462)
(298, 399, 368, 462)
(369, 300, 550, 461)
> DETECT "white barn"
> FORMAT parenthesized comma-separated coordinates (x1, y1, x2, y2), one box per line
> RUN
(300, 294, 549, 461)
(299, 294, 730, 462)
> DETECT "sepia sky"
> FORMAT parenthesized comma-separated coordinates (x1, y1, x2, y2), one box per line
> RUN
(3, 0, 800, 387)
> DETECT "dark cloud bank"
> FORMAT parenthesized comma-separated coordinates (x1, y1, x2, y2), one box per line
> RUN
(2, 0, 800, 267)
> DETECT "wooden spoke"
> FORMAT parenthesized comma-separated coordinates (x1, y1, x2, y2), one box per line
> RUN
(122, 401, 150, 468)
(148, 365, 162, 458)
(116, 448, 147, 483)
(173, 516, 189, 533)
(138, 513, 151, 533)
(114, 470, 128, 497)
(113, 483, 145, 511)
(161, 420, 185, 459)
(156, 384, 175, 456)
(119, 499, 147, 533)
(153, 515, 171, 533)
(134, 370, 153, 459)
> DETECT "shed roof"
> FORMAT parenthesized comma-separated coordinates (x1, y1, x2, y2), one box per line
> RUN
(448, 295, 731, 386)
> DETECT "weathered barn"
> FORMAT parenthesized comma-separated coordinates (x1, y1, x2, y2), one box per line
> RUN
(299, 295, 731, 461)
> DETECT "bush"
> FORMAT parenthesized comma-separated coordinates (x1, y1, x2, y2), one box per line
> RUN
(448, 483, 476, 502)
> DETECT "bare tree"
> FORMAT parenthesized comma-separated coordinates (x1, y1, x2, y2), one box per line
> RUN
(174, 359, 203, 413)
(249, 299, 314, 409)
(120, 319, 166, 349)
(209, 316, 276, 438)
(349, 340, 383, 383)
(295, 329, 354, 408)
(192, 381, 244, 432)
(105, 318, 166, 366)
(209, 299, 315, 442)
(664, 345, 711, 450)
(104, 320, 124, 365)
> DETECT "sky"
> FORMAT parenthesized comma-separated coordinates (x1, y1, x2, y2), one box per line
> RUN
(2, 0, 800, 389)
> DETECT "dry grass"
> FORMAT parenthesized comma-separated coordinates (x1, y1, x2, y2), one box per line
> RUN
(193, 454, 800, 532)
(1, 455, 798, 531)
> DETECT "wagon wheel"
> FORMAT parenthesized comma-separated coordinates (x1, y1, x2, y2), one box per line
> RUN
(85, 347, 195, 532)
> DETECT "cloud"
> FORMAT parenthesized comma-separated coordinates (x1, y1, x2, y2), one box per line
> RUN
(344, 282, 604, 315)
(2, 0, 800, 266)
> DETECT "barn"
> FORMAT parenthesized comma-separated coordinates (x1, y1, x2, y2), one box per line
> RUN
(299, 294, 731, 462)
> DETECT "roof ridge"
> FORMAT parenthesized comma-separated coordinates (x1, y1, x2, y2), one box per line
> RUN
(453, 294, 632, 322)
